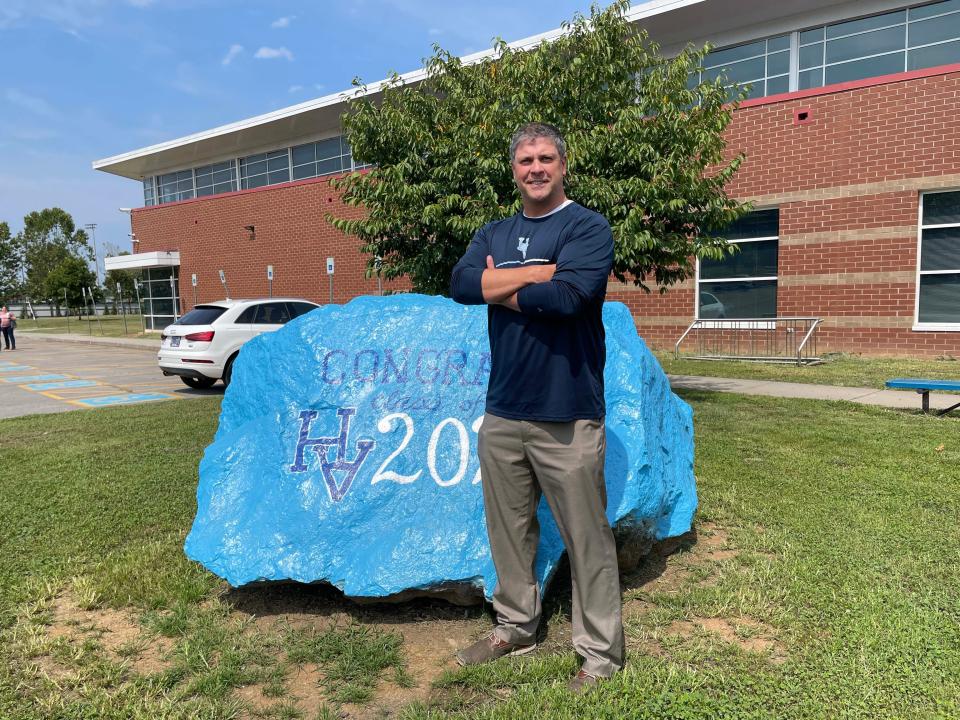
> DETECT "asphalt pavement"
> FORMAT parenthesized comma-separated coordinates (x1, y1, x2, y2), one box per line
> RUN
(0, 332, 220, 419)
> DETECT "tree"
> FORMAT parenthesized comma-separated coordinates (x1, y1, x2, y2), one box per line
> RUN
(328, 0, 750, 295)
(45, 255, 96, 317)
(0, 222, 22, 301)
(17, 208, 92, 304)
(105, 252, 142, 312)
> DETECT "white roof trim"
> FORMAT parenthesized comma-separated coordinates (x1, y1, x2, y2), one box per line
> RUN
(92, 0, 705, 172)
(104, 251, 180, 270)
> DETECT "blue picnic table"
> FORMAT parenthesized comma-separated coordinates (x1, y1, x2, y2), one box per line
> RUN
(885, 378, 960, 416)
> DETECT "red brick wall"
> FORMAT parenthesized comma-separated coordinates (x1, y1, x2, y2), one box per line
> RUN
(132, 69, 960, 357)
(132, 175, 409, 308)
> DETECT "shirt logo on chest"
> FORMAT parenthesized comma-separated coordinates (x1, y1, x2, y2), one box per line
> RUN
(517, 236, 530, 260)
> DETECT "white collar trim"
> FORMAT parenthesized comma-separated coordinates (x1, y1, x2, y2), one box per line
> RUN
(523, 199, 573, 219)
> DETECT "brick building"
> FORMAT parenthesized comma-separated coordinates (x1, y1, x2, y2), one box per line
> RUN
(96, 0, 960, 357)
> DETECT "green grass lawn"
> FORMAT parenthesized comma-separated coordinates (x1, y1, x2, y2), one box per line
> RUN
(1, 394, 957, 719)
(658, 351, 960, 390)
(17, 314, 156, 340)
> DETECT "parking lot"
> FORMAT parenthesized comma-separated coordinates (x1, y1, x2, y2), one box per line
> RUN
(0, 336, 220, 419)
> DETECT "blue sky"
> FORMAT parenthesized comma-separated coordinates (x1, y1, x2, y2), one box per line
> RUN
(0, 0, 597, 262)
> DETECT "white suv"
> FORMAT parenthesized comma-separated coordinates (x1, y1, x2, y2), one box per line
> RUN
(158, 298, 320, 389)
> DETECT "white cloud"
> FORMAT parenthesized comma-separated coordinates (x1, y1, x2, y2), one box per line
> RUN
(428, 27, 442, 36)
(221, 44, 243, 66)
(254, 46, 294, 61)
(271, 15, 294, 28)
(288, 85, 303, 93)
(5, 89, 58, 119)
(314, 83, 326, 92)
(127, 0, 155, 7)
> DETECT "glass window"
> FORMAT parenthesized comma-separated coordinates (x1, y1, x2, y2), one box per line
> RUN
(908, 38, 960, 69)
(799, 43, 824, 69)
(175, 306, 227, 325)
(195, 160, 236, 197)
(799, 3, 960, 90)
(157, 169, 194, 203)
(911, 0, 960, 20)
(695, 35, 791, 101)
(908, 12, 960, 46)
(799, 67, 824, 89)
(767, 50, 790, 76)
(800, 27, 825, 44)
(919, 227, 960, 271)
(291, 136, 352, 180)
(699, 280, 778, 319)
(825, 52, 905, 84)
(827, 9, 906, 39)
(918, 191, 960, 324)
(825, 25, 905, 64)
(235, 306, 258, 323)
(701, 240, 778, 279)
(767, 75, 790, 95)
(143, 178, 155, 206)
(287, 301, 319, 318)
(240, 149, 290, 189)
(253, 302, 292, 324)
(697, 210, 779, 319)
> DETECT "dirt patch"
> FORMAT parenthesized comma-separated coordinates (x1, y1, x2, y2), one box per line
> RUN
(45, 594, 172, 676)
(666, 616, 786, 663)
(223, 583, 485, 718)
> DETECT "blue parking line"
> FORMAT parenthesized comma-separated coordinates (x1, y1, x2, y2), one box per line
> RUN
(0, 366, 33, 373)
(25, 380, 99, 391)
(74, 393, 173, 407)
(5, 374, 67, 383)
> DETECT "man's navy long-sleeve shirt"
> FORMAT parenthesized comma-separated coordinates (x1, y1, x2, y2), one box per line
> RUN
(449, 201, 614, 422)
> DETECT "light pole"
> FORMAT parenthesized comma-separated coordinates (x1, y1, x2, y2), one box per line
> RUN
(84, 223, 100, 286)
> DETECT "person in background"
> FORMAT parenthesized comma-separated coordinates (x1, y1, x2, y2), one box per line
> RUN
(0, 306, 16, 350)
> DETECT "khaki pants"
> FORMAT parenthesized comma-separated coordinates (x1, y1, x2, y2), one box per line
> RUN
(478, 413, 624, 677)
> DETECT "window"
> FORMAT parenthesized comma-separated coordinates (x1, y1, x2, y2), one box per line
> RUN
(157, 169, 195, 204)
(288, 302, 319, 318)
(143, 178, 156, 206)
(698, 209, 779, 319)
(195, 161, 237, 196)
(800, 0, 960, 89)
(239, 149, 290, 189)
(917, 191, 960, 326)
(253, 302, 292, 325)
(175, 306, 228, 325)
(695, 35, 791, 100)
(292, 136, 353, 180)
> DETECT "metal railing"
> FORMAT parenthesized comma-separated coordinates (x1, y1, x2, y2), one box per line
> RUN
(674, 317, 823, 366)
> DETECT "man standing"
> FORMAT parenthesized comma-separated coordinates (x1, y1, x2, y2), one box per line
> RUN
(449, 122, 623, 691)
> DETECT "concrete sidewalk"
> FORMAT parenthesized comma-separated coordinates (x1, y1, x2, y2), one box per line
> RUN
(668, 374, 959, 413)
(18, 332, 159, 353)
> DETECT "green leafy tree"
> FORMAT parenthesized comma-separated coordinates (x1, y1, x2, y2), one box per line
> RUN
(0, 222, 23, 301)
(105, 252, 142, 313)
(328, 0, 749, 295)
(45, 254, 96, 318)
(17, 208, 92, 303)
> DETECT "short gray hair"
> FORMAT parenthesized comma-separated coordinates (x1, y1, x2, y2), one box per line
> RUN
(509, 122, 567, 162)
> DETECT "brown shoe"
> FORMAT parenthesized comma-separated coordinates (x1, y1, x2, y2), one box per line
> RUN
(455, 631, 537, 666)
(568, 669, 601, 694)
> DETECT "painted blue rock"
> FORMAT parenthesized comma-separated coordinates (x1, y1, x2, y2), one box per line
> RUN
(184, 295, 696, 601)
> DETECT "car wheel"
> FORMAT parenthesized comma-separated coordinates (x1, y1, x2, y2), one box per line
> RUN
(222, 354, 237, 388)
(180, 375, 217, 390)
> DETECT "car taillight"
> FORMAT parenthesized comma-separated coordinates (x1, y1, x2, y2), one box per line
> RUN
(185, 330, 215, 342)
(160, 334, 168, 341)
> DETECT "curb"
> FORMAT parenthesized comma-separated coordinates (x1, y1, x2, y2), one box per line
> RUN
(21, 333, 160, 354)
